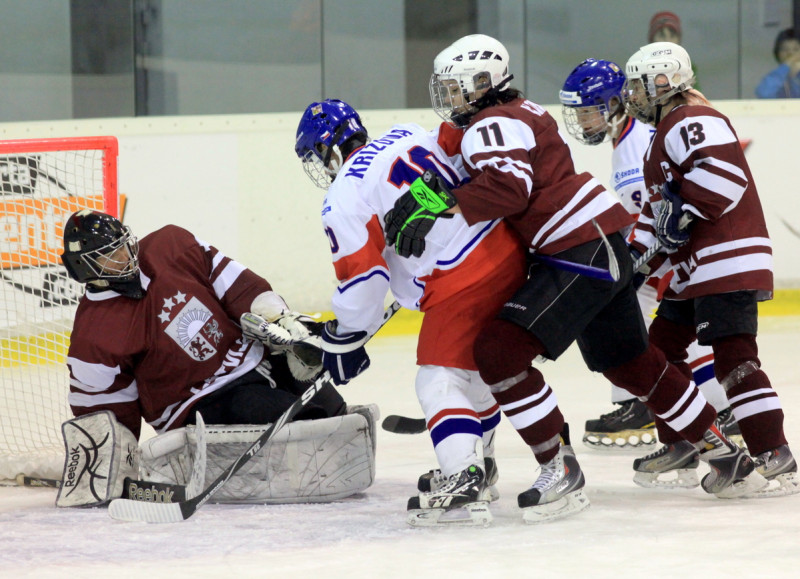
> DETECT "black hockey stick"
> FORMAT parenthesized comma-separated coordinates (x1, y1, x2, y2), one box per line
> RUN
(531, 219, 620, 282)
(381, 414, 427, 435)
(108, 301, 402, 523)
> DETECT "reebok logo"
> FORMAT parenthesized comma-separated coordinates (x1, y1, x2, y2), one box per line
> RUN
(125, 478, 185, 503)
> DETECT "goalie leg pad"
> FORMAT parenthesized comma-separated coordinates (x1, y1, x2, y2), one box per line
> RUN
(56, 410, 139, 508)
(187, 405, 378, 503)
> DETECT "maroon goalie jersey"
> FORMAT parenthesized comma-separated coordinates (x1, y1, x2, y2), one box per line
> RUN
(451, 98, 633, 254)
(629, 105, 773, 300)
(66, 225, 272, 438)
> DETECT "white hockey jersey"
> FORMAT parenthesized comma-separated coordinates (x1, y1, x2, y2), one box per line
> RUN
(610, 116, 656, 221)
(322, 123, 504, 336)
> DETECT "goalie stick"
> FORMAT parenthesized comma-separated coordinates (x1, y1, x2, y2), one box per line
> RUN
(531, 219, 620, 282)
(108, 300, 402, 523)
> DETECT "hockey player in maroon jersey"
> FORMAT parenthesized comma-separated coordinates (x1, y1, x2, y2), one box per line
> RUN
(385, 34, 767, 523)
(60, 210, 346, 438)
(624, 42, 798, 497)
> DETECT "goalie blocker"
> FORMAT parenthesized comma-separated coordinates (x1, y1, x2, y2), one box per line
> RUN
(138, 404, 379, 504)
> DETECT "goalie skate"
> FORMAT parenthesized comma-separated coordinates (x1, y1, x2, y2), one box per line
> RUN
(518, 445, 590, 524)
(407, 464, 492, 527)
(632, 440, 700, 489)
(583, 399, 656, 450)
(745, 444, 799, 499)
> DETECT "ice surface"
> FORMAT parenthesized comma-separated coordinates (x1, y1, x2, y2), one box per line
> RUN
(2, 318, 799, 578)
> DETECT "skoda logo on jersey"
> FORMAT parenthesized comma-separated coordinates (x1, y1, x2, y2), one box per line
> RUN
(162, 295, 220, 361)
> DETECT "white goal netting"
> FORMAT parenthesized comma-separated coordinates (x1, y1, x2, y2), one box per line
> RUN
(0, 137, 118, 482)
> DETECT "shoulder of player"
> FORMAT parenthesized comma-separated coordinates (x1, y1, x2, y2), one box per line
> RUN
(660, 104, 727, 129)
(139, 224, 195, 252)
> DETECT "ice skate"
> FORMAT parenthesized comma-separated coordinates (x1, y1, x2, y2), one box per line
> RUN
(745, 444, 799, 498)
(632, 440, 700, 489)
(583, 399, 656, 450)
(716, 407, 745, 449)
(518, 443, 590, 524)
(697, 425, 768, 498)
(407, 464, 492, 527)
(417, 456, 500, 502)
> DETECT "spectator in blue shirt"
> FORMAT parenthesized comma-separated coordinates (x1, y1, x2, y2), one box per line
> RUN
(756, 28, 800, 99)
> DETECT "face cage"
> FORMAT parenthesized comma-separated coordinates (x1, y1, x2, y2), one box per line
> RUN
(624, 75, 684, 124)
(82, 227, 140, 282)
(301, 149, 336, 189)
(429, 73, 490, 128)
(561, 104, 611, 146)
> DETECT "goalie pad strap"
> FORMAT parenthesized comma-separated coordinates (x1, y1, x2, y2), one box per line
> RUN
(56, 410, 139, 508)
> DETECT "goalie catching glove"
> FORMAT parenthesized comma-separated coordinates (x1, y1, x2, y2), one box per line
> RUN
(384, 170, 457, 258)
(241, 291, 324, 383)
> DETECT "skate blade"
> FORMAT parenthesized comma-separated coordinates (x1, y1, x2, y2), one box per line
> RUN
(406, 502, 492, 527)
(633, 468, 700, 489)
(711, 469, 769, 499)
(521, 489, 590, 524)
(744, 472, 800, 499)
(583, 429, 657, 451)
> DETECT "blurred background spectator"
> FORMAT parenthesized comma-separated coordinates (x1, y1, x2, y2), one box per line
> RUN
(755, 28, 800, 98)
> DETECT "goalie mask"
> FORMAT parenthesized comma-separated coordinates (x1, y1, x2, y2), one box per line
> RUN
(430, 34, 513, 128)
(61, 209, 144, 298)
(624, 42, 695, 125)
(559, 59, 627, 145)
(295, 99, 368, 189)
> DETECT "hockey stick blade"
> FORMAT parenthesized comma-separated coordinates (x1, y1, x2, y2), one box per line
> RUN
(108, 300, 402, 523)
(531, 219, 620, 282)
(381, 415, 427, 435)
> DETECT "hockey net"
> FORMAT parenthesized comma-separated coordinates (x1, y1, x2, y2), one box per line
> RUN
(0, 136, 119, 483)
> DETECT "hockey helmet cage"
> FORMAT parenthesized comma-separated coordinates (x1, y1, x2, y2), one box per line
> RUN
(430, 34, 512, 128)
(295, 99, 367, 189)
(61, 209, 140, 290)
(624, 42, 695, 124)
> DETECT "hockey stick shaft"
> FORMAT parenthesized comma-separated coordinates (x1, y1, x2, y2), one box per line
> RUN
(531, 219, 620, 282)
(109, 300, 402, 523)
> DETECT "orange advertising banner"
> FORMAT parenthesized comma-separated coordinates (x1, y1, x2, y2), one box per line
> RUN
(1, 194, 105, 269)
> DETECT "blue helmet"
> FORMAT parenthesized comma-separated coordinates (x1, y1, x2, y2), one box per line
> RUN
(559, 59, 626, 145)
(295, 99, 367, 188)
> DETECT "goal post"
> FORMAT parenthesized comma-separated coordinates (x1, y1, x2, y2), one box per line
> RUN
(0, 136, 119, 483)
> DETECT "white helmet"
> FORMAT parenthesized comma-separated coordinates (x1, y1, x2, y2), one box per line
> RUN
(624, 42, 694, 123)
(430, 34, 512, 127)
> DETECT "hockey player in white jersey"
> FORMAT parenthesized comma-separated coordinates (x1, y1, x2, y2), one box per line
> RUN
(295, 99, 527, 526)
(559, 58, 739, 461)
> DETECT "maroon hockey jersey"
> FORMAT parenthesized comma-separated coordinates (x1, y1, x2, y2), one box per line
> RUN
(453, 98, 633, 254)
(66, 225, 272, 438)
(629, 105, 773, 300)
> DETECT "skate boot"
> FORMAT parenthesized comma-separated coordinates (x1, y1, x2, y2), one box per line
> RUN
(716, 407, 745, 449)
(632, 440, 700, 489)
(417, 456, 500, 501)
(583, 399, 656, 450)
(746, 445, 799, 498)
(696, 425, 768, 498)
(407, 464, 492, 527)
(517, 444, 590, 524)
